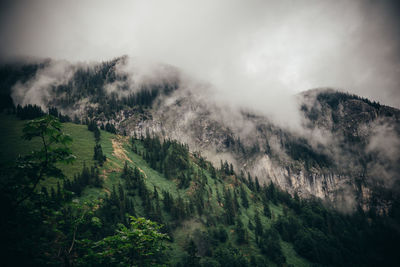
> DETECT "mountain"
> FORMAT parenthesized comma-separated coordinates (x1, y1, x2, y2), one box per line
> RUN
(127, 86, 400, 213)
(1, 57, 400, 266)
(3, 57, 399, 213)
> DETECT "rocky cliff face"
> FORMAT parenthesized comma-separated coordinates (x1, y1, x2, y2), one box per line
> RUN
(111, 87, 400, 212)
(3, 58, 399, 212)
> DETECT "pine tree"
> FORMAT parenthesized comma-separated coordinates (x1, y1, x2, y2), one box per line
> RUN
(235, 218, 247, 244)
(94, 144, 106, 166)
(263, 203, 271, 219)
(162, 190, 173, 212)
(247, 172, 254, 191)
(240, 185, 249, 209)
(223, 188, 235, 225)
(254, 211, 263, 237)
(233, 189, 239, 212)
(210, 166, 217, 179)
(229, 163, 234, 175)
(255, 176, 261, 192)
(185, 239, 200, 267)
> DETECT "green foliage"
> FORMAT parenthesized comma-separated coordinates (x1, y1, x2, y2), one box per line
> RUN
(223, 188, 236, 225)
(133, 134, 192, 186)
(263, 203, 271, 219)
(93, 143, 106, 166)
(254, 211, 263, 237)
(212, 226, 228, 243)
(63, 164, 102, 197)
(258, 227, 286, 265)
(2, 113, 400, 267)
(16, 104, 45, 120)
(22, 115, 75, 164)
(284, 138, 331, 169)
(0, 114, 98, 187)
(240, 185, 249, 209)
(220, 160, 234, 176)
(213, 245, 249, 267)
(79, 216, 168, 267)
(105, 122, 117, 134)
(235, 218, 248, 244)
(14, 115, 75, 206)
(48, 106, 71, 122)
(183, 239, 200, 266)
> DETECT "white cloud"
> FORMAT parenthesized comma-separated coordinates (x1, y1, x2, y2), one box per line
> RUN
(1, 0, 400, 111)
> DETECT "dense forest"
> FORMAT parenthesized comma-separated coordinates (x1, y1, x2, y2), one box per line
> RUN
(0, 110, 399, 266)
(0, 58, 179, 120)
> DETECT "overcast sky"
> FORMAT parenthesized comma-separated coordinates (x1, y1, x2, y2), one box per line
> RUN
(1, 0, 399, 109)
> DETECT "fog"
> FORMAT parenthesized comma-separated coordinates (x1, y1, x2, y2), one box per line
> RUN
(1, 0, 400, 118)
(3, 0, 400, 212)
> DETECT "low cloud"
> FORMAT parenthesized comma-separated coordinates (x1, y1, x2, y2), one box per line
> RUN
(105, 56, 181, 97)
(1, 0, 400, 116)
(3, 0, 400, 211)
(11, 60, 75, 110)
(366, 121, 400, 187)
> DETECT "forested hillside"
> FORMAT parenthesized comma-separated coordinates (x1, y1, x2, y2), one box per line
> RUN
(2, 0, 400, 264)
(1, 112, 399, 266)
(2, 58, 399, 216)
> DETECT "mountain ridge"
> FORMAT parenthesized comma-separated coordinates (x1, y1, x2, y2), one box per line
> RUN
(1, 57, 399, 214)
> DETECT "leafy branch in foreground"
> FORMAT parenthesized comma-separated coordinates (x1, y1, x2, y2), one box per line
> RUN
(78, 216, 168, 267)
(15, 115, 75, 206)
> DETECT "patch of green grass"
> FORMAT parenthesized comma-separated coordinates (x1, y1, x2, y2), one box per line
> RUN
(44, 122, 96, 189)
(102, 171, 122, 193)
(0, 114, 96, 188)
(123, 142, 187, 198)
(80, 186, 107, 202)
(281, 241, 310, 267)
(270, 202, 283, 218)
(0, 114, 42, 164)
(59, 122, 96, 177)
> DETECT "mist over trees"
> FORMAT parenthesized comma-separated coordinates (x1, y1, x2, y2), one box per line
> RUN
(1, 0, 400, 264)
(0, 56, 400, 266)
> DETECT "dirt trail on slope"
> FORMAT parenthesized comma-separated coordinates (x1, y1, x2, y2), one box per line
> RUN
(111, 137, 147, 179)
(112, 137, 132, 163)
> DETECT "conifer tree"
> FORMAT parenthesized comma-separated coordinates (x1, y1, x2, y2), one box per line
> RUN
(247, 172, 254, 191)
(223, 188, 235, 225)
(254, 211, 263, 237)
(263, 203, 271, 219)
(185, 239, 200, 267)
(240, 185, 249, 209)
(255, 176, 261, 192)
(235, 218, 247, 244)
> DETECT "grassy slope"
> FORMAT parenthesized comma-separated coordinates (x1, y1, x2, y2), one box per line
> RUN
(99, 137, 307, 266)
(0, 114, 96, 189)
(0, 113, 42, 163)
(0, 113, 308, 266)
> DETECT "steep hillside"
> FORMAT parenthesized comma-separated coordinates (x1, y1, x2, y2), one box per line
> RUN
(0, 113, 96, 186)
(1, 57, 399, 214)
(0, 114, 304, 266)
(1, 114, 400, 266)
(114, 86, 400, 213)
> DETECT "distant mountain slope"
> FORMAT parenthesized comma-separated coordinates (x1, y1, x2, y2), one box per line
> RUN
(122, 86, 400, 213)
(1, 113, 400, 266)
(1, 57, 399, 214)
(0, 114, 305, 265)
